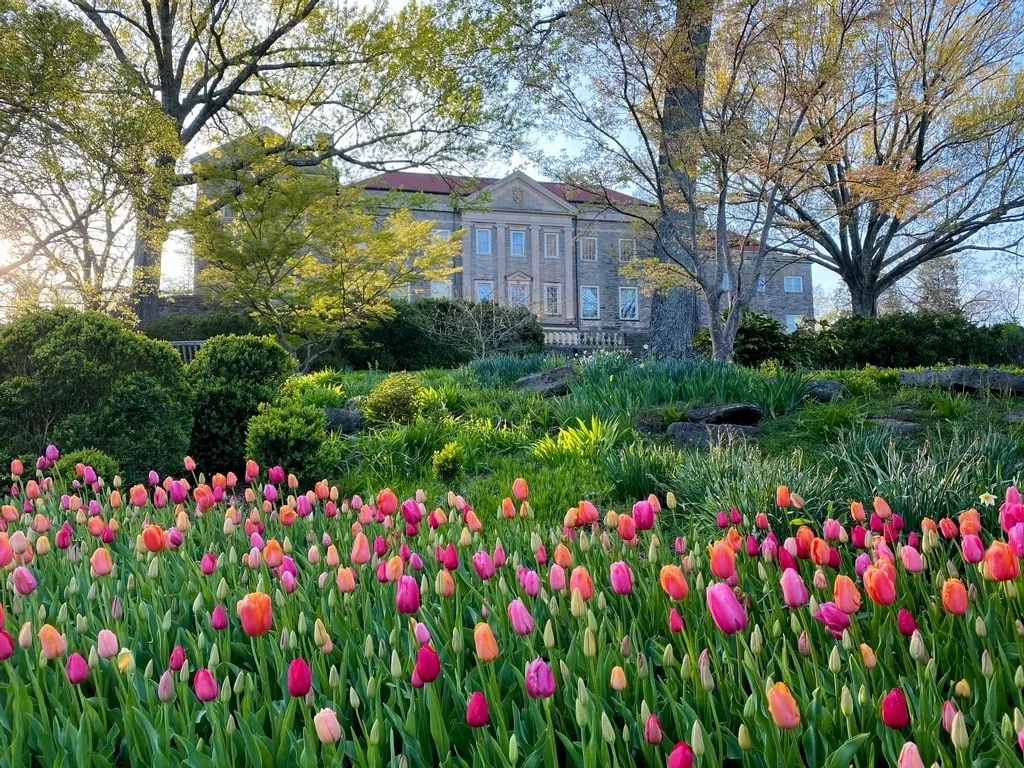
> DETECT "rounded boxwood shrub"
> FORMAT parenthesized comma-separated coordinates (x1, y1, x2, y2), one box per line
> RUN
(364, 373, 424, 426)
(53, 448, 120, 484)
(432, 441, 465, 485)
(245, 402, 330, 485)
(185, 334, 295, 476)
(0, 308, 192, 479)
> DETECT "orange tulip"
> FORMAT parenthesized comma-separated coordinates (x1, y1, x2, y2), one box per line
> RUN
(109, 490, 122, 509)
(501, 498, 516, 519)
(553, 543, 572, 568)
(385, 555, 404, 581)
(38, 624, 67, 659)
(984, 541, 1020, 581)
(129, 485, 148, 508)
(766, 682, 801, 729)
(90, 548, 113, 577)
(958, 509, 981, 537)
(512, 477, 529, 501)
(850, 500, 866, 522)
(236, 592, 273, 637)
(87, 517, 105, 537)
(465, 510, 482, 532)
(569, 567, 593, 600)
(563, 507, 579, 529)
(473, 622, 499, 662)
(833, 575, 861, 614)
(810, 538, 831, 567)
(874, 496, 892, 519)
(263, 539, 284, 568)
(141, 524, 164, 552)
(863, 565, 896, 605)
(941, 579, 968, 615)
(776, 485, 791, 508)
(351, 533, 370, 565)
(659, 564, 689, 600)
(708, 540, 736, 580)
(336, 567, 357, 593)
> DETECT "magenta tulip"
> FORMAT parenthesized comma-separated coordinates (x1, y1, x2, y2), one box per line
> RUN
(706, 582, 748, 635)
(396, 575, 420, 614)
(287, 658, 312, 697)
(525, 658, 555, 699)
(466, 691, 489, 727)
(507, 599, 535, 636)
(66, 653, 88, 685)
(609, 561, 633, 595)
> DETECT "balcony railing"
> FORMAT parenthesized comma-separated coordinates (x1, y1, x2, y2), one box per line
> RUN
(169, 340, 205, 364)
(543, 329, 625, 348)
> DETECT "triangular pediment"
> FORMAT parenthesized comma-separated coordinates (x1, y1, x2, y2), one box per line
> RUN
(468, 171, 578, 214)
(506, 270, 533, 282)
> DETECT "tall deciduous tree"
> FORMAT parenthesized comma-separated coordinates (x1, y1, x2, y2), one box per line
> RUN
(186, 156, 461, 370)
(768, 0, 1024, 317)
(57, 0, 529, 324)
(529, 0, 863, 360)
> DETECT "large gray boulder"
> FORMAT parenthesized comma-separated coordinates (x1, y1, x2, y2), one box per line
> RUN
(806, 379, 845, 403)
(685, 403, 764, 426)
(898, 367, 1024, 395)
(325, 408, 364, 435)
(865, 418, 922, 435)
(514, 365, 576, 397)
(666, 421, 760, 449)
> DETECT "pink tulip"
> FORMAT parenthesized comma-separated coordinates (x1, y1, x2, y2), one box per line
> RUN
(96, 629, 118, 659)
(779, 569, 808, 608)
(396, 575, 420, 614)
(287, 658, 312, 697)
(525, 658, 555, 699)
(900, 546, 923, 573)
(644, 714, 663, 744)
(896, 608, 917, 636)
(66, 653, 88, 684)
(962, 534, 984, 563)
(668, 741, 695, 768)
(466, 691, 489, 727)
(200, 553, 217, 575)
(211, 604, 228, 631)
(632, 500, 655, 530)
(813, 602, 851, 639)
(941, 700, 958, 733)
(471, 551, 495, 580)
(12, 566, 36, 596)
(193, 669, 218, 701)
(897, 742, 925, 768)
(609, 561, 633, 595)
(415, 645, 440, 683)
(668, 608, 684, 633)
(549, 564, 566, 591)
(706, 582, 747, 635)
(268, 465, 285, 484)
(507, 599, 535, 636)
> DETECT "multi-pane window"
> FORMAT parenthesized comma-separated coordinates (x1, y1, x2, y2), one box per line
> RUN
(756, 274, 766, 293)
(476, 228, 491, 255)
(784, 275, 804, 293)
(619, 287, 638, 321)
(786, 315, 803, 333)
(544, 232, 559, 258)
(509, 282, 530, 308)
(544, 284, 562, 316)
(581, 237, 597, 262)
(510, 230, 526, 257)
(618, 239, 636, 262)
(580, 286, 600, 319)
(475, 281, 494, 302)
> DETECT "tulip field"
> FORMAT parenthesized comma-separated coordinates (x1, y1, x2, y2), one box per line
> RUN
(4, 448, 1024, 767)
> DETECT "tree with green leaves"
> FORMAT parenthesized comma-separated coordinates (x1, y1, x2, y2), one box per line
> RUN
(530, 0, 861, 360)
(186, 156, 461, 370)
(51, 0, 529, 325)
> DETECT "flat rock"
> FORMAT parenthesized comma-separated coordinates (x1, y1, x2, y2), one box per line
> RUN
(666, 421, 760, 449)
(514, 365, 576, 397)
(685, 403, 764, 426)
(325, 408, 364, 434)
(866, 418, 922, 435)
(898, 367, 1024, 395)
(805, 379, 844, 403)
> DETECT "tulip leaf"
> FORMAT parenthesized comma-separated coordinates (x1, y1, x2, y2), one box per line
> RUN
(822, 734, 870, 768)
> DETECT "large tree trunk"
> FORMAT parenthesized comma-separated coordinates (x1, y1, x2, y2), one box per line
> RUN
(131, 156, 177, 327)
(847, 278, 880, 318)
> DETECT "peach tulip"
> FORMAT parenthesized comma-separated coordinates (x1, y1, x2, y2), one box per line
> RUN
(766, 682, 800, 729)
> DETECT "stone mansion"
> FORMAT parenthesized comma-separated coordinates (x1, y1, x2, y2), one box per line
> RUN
(361, 171, 815, 347)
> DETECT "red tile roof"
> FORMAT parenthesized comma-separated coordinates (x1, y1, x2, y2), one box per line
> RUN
(359, 171, 648, 207)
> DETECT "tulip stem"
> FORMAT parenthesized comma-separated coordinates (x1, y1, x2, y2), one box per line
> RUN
(543, 698, 557, 765)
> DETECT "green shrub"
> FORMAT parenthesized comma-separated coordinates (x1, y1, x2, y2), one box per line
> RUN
(604, 442, 680, 503)
(53, 448, 120, 483)
(245, 402, 330, 485)
(533, 416, 628, 466)
(364, 373, 424, 426)
(693, 312, 793, 367)
(277, 370, 346, 409)
(144, 310, 262, 341)
(186, 335, 295, 474)
(0, 308, 192, 479)
(414, 387, 449, 421)
(802, 314, 1005, 369)
(432, 441, 465, 485)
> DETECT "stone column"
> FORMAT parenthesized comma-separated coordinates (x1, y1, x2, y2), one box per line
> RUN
(530, 224, 542, 315)
(495, 224, 506, 304)
(461, 227, 473, 300)
(563, 226, 575, 320)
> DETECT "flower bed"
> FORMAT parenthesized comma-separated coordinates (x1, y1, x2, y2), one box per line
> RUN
(0, 447, 1022, 766)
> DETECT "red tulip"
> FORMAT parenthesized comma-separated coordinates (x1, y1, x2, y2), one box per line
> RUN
(896, 608, 917, 636)
(466, 691, 489, 727)
(288, 658, 312, 697)
(415, 645, 441, 683)
(881, 688, 909, 729)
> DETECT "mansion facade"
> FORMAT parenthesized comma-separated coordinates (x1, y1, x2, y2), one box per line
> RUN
(361, 171, 815, 346)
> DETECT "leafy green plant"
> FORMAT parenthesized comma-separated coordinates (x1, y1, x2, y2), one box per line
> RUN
(467, 353, 567, 388)
(244, 402, 331, 485)
(53, 448, 120, 483)
(604, 441, 680, 504)
(533, 416, 628, 466)
(277, 370, 346, 409)
(414, 387, 449, 422)
(924, 390, 971, 420)
(364, 373, 424, 426)
(186, 334, 296, 475)
(432, 441, 465, 486)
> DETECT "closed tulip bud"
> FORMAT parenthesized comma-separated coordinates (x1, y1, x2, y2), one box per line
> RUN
(750, 625, 763, 655)
(951, 712, 969, 749)
(1016, 666, 1024, 689)
(570, 589, 586, 618)
(840, 686, 853, 717)
(619, 634, 631, 657)
(828, 647, 841, 674)
(610, 665, 626, 691)
(663, 644, 675, 668)
(956, 679, 971, 697)
(508, 734, 519, 764)
(117, 648, 134, 673)
(601, 711, 615, 743)
(909, 631, 929, 664)
(699, 652, 714, 692)
(691, 721, 705, 757)
(349, 687, 360, 710)
(982, 650, 994, 677)
(158, 669, 175, 702)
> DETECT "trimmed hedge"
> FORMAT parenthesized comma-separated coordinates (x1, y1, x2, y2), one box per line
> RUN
(0, 308, 192, 479)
